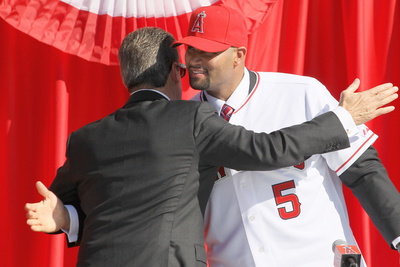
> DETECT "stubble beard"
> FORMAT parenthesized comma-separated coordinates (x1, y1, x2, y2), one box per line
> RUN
(189, 75, 210, 91)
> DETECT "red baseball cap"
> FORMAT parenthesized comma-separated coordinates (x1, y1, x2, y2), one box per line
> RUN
(172, 5, 248, 53)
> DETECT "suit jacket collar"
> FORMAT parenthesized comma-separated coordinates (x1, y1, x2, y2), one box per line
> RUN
(124, 90, 169, 108)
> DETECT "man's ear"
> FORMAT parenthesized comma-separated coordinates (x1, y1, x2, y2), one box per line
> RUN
(234, 47, 247, 66)
(170, 62, 181, 82)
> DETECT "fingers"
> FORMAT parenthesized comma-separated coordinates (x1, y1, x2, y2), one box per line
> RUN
(374, 106, 396, 117)
(380, 86, 398, 104)
(30, 226, 45, 232)
(26, 209, 37, 219)
(26, 209, 44, 231)
(370, 85, 398, 109)
(340, 80, 398, 125)
(36, 181, 51, 198)
(368, 82, 394, 95)
(30, 225, 46, 232)
(358, 85, 398, 122)
(26, 206, 50, 232)
(25, 203, 37, 212)
(344, 78, 361, 93)
(25, 204, 40, 227)
(26, 218, 45, 232)
(379, 93, 398, 108)
(26, 182, 59, 233)
(26, 218, 38, 226)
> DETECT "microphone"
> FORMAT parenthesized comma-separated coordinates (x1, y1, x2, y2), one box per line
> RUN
(332, 239, 361, 267)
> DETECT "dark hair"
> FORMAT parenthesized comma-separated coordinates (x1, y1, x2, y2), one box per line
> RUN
(118, 27, 178, 92)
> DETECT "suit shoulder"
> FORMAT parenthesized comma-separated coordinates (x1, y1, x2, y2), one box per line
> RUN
(166, 101, 218, 123)
(70, 112, 115, 138)
(170, 100, 215, 110)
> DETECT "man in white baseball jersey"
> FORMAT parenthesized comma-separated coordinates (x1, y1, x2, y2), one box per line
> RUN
(173, 5, 400, 267)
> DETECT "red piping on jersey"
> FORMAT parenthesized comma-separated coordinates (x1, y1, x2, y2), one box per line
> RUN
(234, 71, 261, 114)
(335, 132, 376, 174)
(199, 71, 261, 112)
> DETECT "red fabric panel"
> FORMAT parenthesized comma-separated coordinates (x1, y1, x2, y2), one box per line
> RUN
(1, 1, 399, 266)
(0, 17, 126, 266)
(221, 0, 278, 34)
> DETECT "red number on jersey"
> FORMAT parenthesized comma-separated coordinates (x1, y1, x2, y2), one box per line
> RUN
(272, 180, 301, 220)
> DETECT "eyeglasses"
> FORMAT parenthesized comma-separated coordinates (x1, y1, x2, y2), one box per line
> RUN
(177, 62, 186, 78)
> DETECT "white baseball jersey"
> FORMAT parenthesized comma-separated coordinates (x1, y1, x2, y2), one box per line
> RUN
(194, 70, 376, 267)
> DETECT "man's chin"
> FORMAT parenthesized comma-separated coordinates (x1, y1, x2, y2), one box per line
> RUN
(191, 87, 206, 91)
(189, 77, 210, 91)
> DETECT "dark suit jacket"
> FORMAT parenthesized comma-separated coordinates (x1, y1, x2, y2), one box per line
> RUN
(50, 90, 349, 267)
(340, 146, 400, 249)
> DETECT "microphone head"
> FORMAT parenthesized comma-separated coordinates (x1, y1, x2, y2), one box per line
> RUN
(332, 239, 361, 267)
(332, 239, 348, 252)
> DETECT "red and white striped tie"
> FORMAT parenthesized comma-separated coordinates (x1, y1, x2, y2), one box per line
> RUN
(220, 103, 234, 121)
(216, 103, 235, 181)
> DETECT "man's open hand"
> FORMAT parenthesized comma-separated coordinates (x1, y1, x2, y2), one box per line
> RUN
(25, 181, 69, 233)
(339, 79, 398, 125)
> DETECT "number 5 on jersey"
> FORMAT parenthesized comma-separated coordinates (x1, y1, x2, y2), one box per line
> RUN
(272, 180, 301, 220)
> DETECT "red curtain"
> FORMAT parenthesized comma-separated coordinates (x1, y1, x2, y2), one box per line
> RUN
(1, 0, 399, 266)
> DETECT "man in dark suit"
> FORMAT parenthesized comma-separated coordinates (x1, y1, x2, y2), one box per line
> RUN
(25, 27, 397, 267)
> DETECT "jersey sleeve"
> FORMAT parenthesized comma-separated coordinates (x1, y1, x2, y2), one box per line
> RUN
(303, 78, 378, 176)
(324, 125, 377, 175)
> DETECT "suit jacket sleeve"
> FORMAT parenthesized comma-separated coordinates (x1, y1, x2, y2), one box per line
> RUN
(340, 146, 400, 249)
(49, 133, 85, 247)
(57, 102, 352, 248)
(195, 103, 350, 171)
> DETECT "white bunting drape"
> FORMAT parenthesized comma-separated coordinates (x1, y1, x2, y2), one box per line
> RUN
(0, 0, 276, 65)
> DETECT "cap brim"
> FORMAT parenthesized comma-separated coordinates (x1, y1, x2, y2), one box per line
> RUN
(172, 36, 231, 53)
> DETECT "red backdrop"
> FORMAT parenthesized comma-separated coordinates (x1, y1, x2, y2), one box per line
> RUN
(1, 0, 399, 266)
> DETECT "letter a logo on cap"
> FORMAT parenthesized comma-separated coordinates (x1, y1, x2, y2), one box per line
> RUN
(191, 11, 206, 33)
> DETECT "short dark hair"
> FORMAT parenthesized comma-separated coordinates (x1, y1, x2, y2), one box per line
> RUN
(118, 27, 178, 92)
